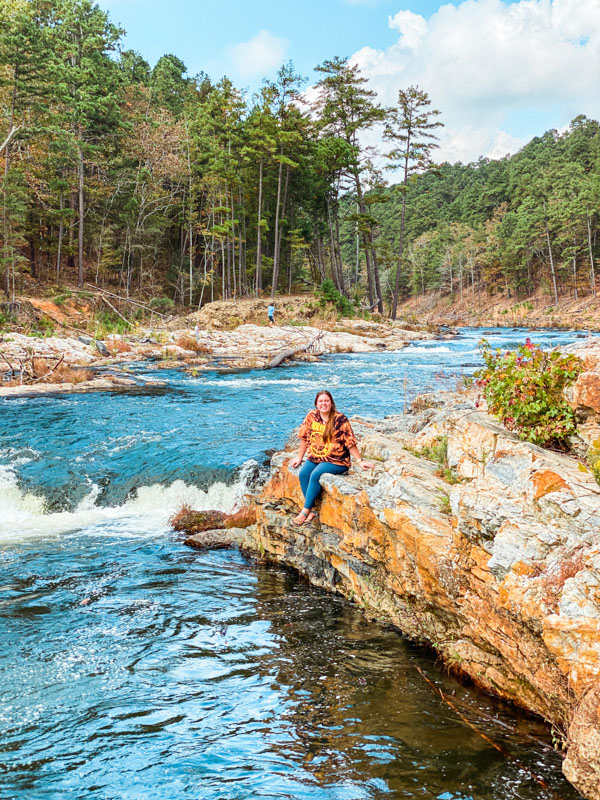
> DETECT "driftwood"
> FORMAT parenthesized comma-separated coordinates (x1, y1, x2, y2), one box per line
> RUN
(267, 331, 324, 369)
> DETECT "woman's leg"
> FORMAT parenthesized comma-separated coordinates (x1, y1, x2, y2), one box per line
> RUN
(299, 460, 318, 504)
(294, 460, 319, 524)
(304, 462, 348, 511)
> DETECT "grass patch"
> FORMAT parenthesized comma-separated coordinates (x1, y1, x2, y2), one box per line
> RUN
(176, 335, 210, 354)
(408, 435, 465, 485)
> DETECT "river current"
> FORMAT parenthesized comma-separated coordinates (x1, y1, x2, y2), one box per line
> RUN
(0, 327, 588, 799)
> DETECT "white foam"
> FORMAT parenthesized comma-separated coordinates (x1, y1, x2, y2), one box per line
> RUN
(0, 462, 256, 543)
(401, 344, 453, 354)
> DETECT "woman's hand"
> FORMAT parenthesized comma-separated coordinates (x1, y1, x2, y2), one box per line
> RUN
(290, 456, 302, 469)
(356, 459, 375, 470)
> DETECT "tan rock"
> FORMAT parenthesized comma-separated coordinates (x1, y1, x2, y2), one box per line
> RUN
(244, 395, 600, 799)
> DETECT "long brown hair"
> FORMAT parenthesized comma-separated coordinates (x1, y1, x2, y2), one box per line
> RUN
(315, 390, 336, 443)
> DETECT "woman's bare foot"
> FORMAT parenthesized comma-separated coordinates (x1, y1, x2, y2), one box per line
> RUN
(305, 511, 318, 523)
(292, 510, 309, 526)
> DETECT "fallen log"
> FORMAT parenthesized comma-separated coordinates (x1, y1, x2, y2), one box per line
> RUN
(267, 331, 324, 369)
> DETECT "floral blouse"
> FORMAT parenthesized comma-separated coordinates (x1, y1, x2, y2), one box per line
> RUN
(298, 410, 358, 467)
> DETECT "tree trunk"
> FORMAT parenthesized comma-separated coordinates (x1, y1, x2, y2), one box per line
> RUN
(392, 144, 410, 320)
(353, 176, 375, 307)
(238, 184, 246, 296)
(77, 143, 85, 288)
(271, 150, 284, 298)
(56, 191, 64, 281)
(369, 230, 383, 313)
(333, 204, 346, 296)
(572, 235, 578, 301)
(326, 198, 342, 292)
(255, 158, 263, 295)
(587, 213, 596, 296)
(316, 236, 325, 282)
(543, 200, 559, 305)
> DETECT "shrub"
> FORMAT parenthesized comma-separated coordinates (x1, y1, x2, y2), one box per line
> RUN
(318, 278, 355, 317)
(474, 339, 583, 447)
(93, 310, 129, 339)
(149, 296, 175, 311)
(30, 317, 55, 338)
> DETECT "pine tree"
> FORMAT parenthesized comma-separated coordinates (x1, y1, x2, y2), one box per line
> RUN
(384, 85, 442, 318)
(313, 56, 386, 310)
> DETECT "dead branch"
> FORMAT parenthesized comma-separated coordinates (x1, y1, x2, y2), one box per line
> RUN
(99, 294, 132, 328)
(31, 354, 65, 384)
(81, 284, 167, 318)
(360, 298, 381, 312)
(0, 347, 15, 375)
(415, 665, 565, 799)
(0, 125, 21, 154)
(267, 332, 324, 369)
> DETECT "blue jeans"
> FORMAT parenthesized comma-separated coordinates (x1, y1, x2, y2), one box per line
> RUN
(299, 460, 348, 511)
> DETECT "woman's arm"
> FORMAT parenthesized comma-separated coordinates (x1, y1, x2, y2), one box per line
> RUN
(290, 441, 308, 469)
(349, 444, 374, 470)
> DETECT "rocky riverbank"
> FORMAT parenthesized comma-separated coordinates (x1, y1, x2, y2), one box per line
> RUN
(179, 337, 600, 799)
(0, 318, 436, 395)
(397, 288, 600, 332)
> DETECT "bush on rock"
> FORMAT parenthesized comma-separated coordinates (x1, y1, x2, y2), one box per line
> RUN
(474, 338, 583, 448)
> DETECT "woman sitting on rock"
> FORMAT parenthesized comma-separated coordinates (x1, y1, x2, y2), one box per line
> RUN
(290, 390, 374, 525)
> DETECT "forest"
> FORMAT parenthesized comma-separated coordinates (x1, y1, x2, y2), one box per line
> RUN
(2, 0, 599, 318)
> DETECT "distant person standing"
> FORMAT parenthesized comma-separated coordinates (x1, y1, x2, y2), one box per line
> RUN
(267, 303, 275, 326)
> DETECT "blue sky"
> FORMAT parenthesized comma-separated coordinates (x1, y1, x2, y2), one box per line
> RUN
(97, 0, 600, 163)
(99, 0, 443, 87)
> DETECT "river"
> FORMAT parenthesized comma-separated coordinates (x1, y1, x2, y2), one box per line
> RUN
(0, 327, 587, 799)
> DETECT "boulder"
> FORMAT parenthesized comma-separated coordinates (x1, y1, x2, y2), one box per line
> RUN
(244, 396, 600, 799)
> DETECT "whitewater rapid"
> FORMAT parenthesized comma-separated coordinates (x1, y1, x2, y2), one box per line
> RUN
(0, 461, 260, 542)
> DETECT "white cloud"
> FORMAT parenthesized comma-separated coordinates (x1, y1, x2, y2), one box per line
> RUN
(227, 30, 288, 78)
(349, 0, 600, 163)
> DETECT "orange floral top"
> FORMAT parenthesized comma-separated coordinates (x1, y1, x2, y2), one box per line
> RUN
(298, 410, 358, 467)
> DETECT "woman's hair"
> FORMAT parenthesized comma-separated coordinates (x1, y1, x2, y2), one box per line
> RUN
(315, 390, 336, 443)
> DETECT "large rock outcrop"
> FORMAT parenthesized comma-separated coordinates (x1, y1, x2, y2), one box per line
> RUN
(241, 396, 600, 798)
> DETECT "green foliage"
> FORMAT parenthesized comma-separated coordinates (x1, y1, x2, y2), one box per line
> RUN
(436, 489, 452, 515)
(409, 434, 464, 484)
(30, 317, 55, 338)
(93, 310, 129, 338)
(149, 296, 175, 311)
(417, 435, 448, 465)
(474, 339, 584, 447)
(587, 438, 600, 486)
(318, 279, 355, 317)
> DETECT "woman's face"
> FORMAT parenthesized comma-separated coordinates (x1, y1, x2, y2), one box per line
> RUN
(316, 393, 332, 417)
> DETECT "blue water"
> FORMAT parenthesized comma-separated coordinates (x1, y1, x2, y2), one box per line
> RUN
(0, 327, 588, 799)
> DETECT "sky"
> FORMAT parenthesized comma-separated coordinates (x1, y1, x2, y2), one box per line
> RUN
(96, 0, 600, 164)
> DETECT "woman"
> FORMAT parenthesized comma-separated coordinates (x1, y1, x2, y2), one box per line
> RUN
(289, 390, 374, 525)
